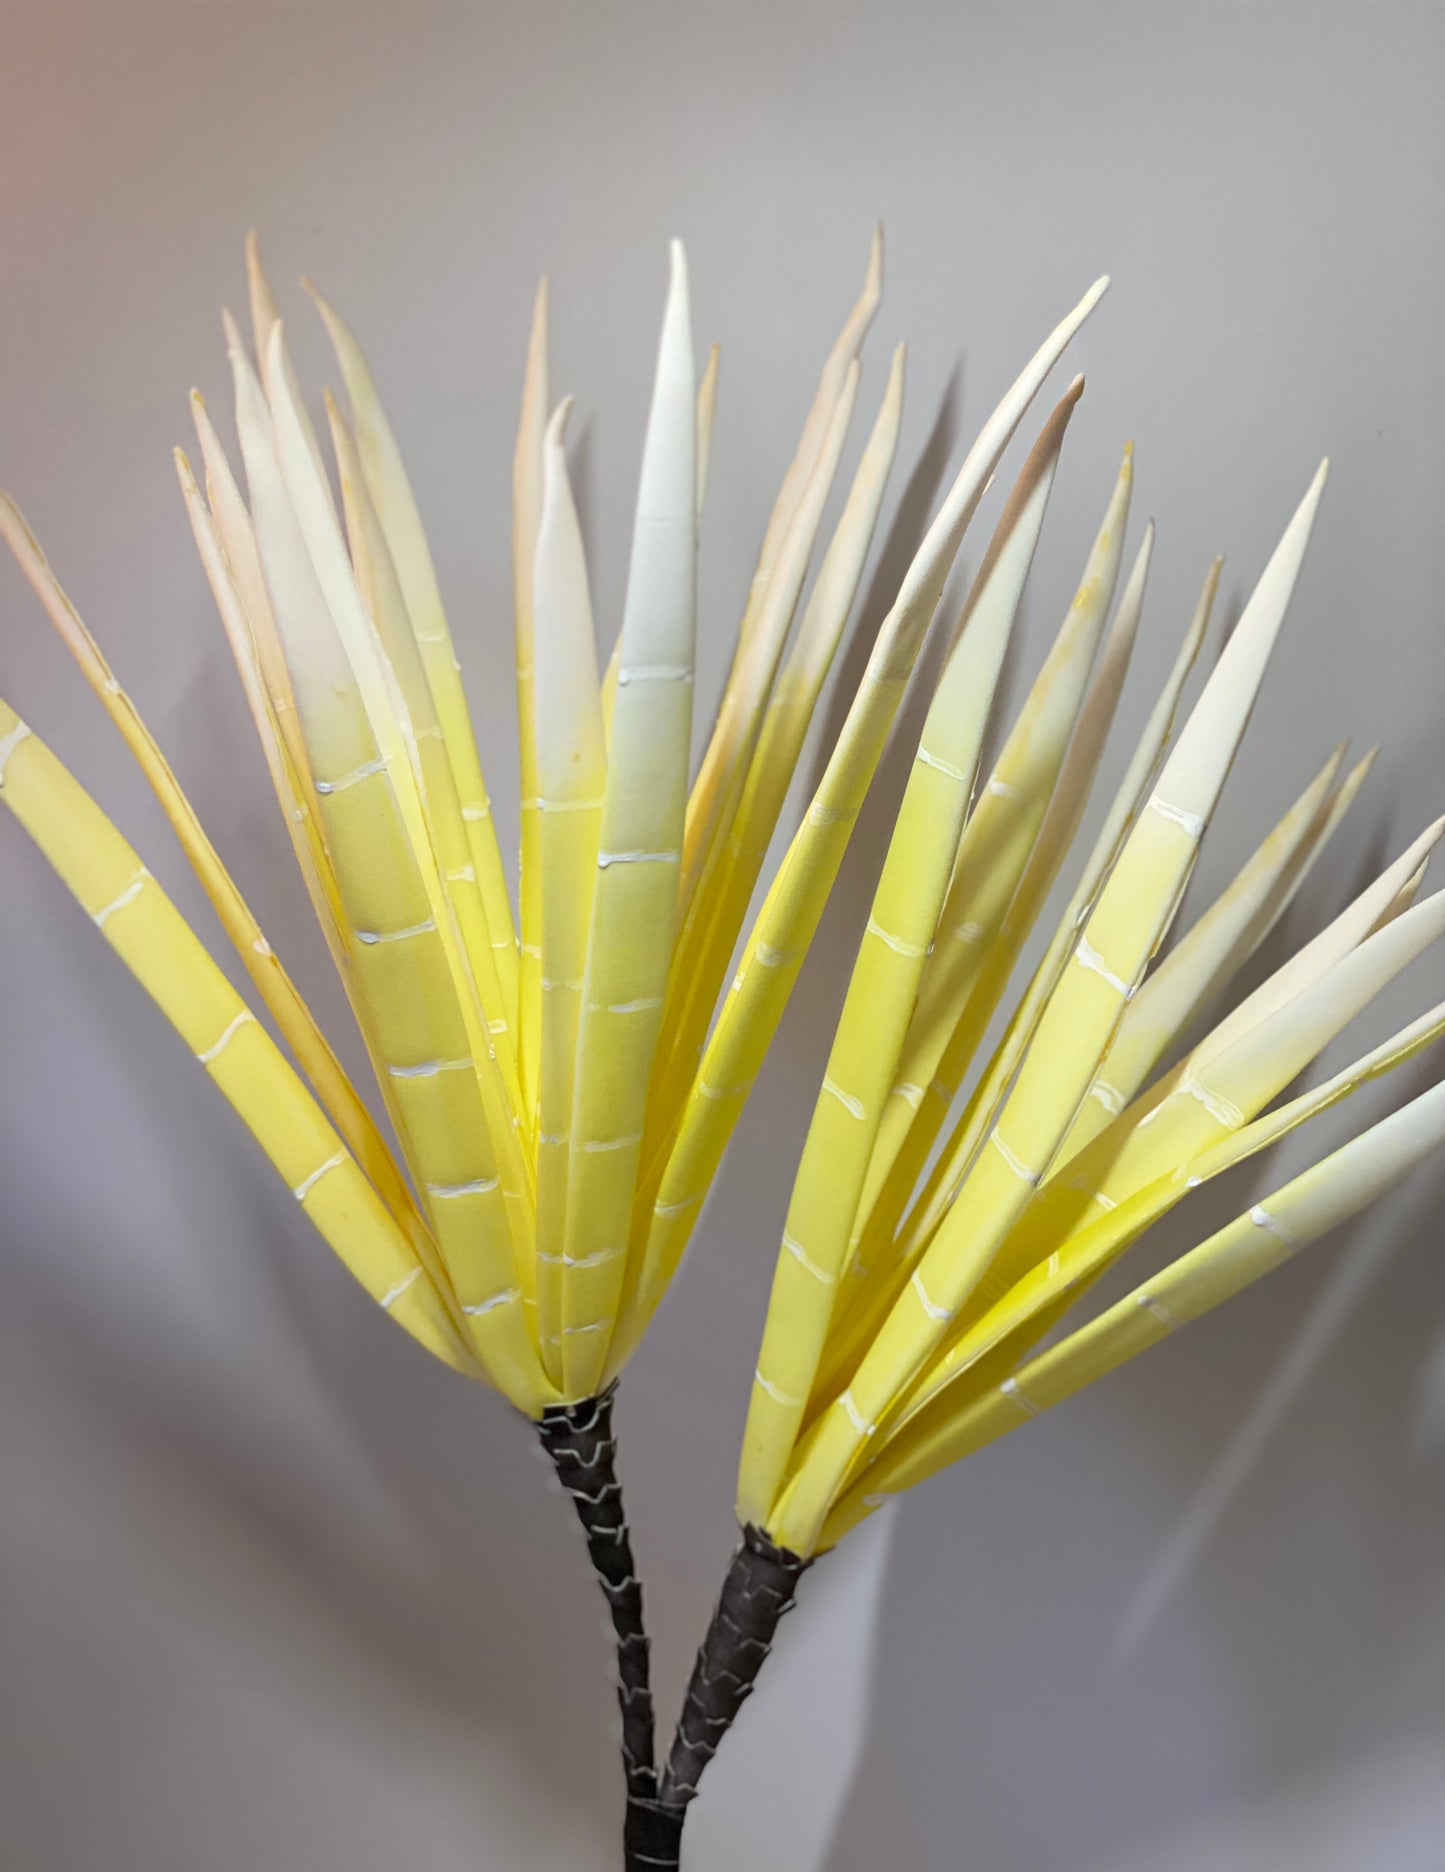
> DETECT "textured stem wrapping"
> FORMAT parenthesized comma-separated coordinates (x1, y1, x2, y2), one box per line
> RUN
(537, 1387, 658, 1810)
(660, 1525, 812, 1815)
(622, 1796, 688, 1871)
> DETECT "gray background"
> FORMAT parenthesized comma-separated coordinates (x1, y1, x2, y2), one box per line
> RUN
(3, 3, 1444, 1868)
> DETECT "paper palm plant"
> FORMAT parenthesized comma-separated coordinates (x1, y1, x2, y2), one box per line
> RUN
(6, 227, 1438, 1872)
(646, 436, 1445, 1853)
(0, 230, 1129, 1865)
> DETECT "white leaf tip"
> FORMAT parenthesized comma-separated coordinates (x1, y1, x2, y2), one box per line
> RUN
(545, 395, 575, 450)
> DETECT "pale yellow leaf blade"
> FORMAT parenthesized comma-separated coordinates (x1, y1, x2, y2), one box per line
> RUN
(889, 986, 1445, 1460)
(0, 490, 396, 1209)
(898, 550, 1214, 1263)
(611, 276, 1111, 1380)
(826, 1071, 1445, 1547)
(854, 444, 1137, 1264)
(696, 341, 720, 518)
(739, 380, 1083, 1528)
(1057, 741, 1350, 1162)
(305, 276, 520, 1015)
(325, 390, 524, 1122)
(650, 344, 906, 1170)
(234, 331, 546, 1406)
(0, 699, 479, 1379)
(779, 465, 1326, 1552)
(563, 244, 697, 1394)
(175, 446, 438, 1254)
(531, 399, 608, 1383)
(514, 277, 551, 1117)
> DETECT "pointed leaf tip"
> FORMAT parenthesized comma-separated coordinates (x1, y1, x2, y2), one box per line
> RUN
(545, 396, 575, 451)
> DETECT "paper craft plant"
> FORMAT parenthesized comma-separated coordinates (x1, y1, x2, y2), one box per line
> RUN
(656, 361, 1445, 1861)
(2, 230, 1441, 1872)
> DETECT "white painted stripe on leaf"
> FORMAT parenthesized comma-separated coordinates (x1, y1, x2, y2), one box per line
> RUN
(196, 1009, 257, 1064)
(1250, 1203, 1296, 1244)
(596, 848, 680, 868)
(867, 916, 928, 958)
(616, 663, 693, 685)
(654, 1193, 703, 1218)
(426, 1176, 500, 1199)
(917, 747, 969, 782)
(463, 1288, 520, 1317)
(1178, 1074, 1245, 1129)
(0, 720, 33, 779)
(783, 1232, 836, 1284)
(380, 1268, 423, 1310)
(823, 1077, 866, 1119)
(314, 756, 384, 794)
(388, 1057, 472, 1079)
(293, 1152, 347, 1202)
(991, 1130, 1041, 1186)
(1150, 796, 1207, 838)
(756, 1370, 803, 1407)
(1000, 1375, 1040, 1417)
(1136, 1290, 1181, 1329)
(911, 1270, 954, 1322)
(354, 917, 436, 946)
(1075, 935, 1134, 997)
(93, 867, 149, 927)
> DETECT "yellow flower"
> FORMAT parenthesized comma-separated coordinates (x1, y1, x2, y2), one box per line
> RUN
(4, 226, 1025, 1417)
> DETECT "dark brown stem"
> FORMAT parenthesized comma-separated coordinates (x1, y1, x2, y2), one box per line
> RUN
(537, 1385, 659, 1823)
(659, 1524, 812, 1817)
(622, 1796, 687, 1870)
